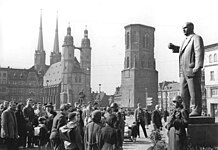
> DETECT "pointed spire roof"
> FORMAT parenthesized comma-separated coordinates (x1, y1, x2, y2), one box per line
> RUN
(37, 9, 44, 51)
(84, 25, 88, 38)
(53, 11, 59, 53)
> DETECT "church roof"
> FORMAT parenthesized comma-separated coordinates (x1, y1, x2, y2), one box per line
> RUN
(43, 62, 62, 86)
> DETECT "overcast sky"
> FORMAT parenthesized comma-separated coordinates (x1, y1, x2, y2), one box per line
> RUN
(1, 0, 218, 94)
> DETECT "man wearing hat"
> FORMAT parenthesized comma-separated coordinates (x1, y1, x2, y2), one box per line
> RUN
(166, 95, 189, 150)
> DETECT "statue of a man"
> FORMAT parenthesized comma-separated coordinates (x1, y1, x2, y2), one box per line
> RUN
(168, 22, 204, 116)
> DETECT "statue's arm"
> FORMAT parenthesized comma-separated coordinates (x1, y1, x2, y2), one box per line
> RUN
(168, 43, 180, 53)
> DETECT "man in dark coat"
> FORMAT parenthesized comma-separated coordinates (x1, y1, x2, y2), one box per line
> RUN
(50, 104, 68, 150)
(1, 101, 18, 150)
(15, 103, 27, 148)
(166, 95, 189, 150)
(85, 110, 103, 150)
(134, 103, 148, 138)
(99, 114, 118, 150)
(23, 98, 35, 148)
(152, 105, 162, 130)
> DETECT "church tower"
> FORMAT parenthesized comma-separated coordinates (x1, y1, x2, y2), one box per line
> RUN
(120, 24, 158, 109)
(80, 26, 91, 100)
(60, 25, 75, 104)
(50, 12, 61, 65)
(34, 10, 46, 73)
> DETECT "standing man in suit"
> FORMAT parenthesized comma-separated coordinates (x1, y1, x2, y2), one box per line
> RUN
(1, 101, 18, 150)
(134, 103, 148, 138)
(169, 22, 204, 116)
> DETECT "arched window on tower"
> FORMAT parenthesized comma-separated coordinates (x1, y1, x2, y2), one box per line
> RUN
(209, 54, 213, 63)
(214, 53, 217, 62)
(127, 57, 130, 68)
(143, 34, 149, 49)
(126, 32, 130, 49)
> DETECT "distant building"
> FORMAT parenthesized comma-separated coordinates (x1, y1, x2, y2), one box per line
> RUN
(158, 81, 180, 111)
(0, 11, 91, 109)
(118, 24, 158, 109)
(0, 67, 43, 103)
(204, 43, 218, 117)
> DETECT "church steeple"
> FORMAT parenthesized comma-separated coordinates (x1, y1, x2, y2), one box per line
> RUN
(50, 11, 61, 65)
(34, 9, 46, 72)
(53, 12, 59, 53)
(37, 9, 44, 51)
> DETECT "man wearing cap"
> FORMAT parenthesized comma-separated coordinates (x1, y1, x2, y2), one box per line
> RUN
(166, 95, 189, 150)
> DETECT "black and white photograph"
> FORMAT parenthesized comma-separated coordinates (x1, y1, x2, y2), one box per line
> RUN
(0, 0, 218, 149)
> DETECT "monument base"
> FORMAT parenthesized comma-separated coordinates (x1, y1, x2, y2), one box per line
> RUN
(189, 116, 215, 124)
(187, 116, 218, 147)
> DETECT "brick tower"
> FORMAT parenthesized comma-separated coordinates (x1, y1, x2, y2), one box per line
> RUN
(120, 24, 158, 109)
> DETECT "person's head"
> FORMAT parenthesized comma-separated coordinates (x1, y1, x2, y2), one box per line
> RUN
(93, 102, 98, 110)
(26, 98, 33, 107)
(172, 95, 183, 108)
(74, 102, 79, 108)
(106, 107, 112, 114)
(45, 103, 53, 112)
(106, 114, 117, 127)
(91, 110, 102, 123)
(110, 102, 119, 112)
(137, 103, 141, 109)
(60, 104, 69, 115)
(182, 22, 194, 36)
(3, 101, 9, 108)
(38, 117, 46, 124)
(68, 111, 79, 122)
(16, 103, 24, 111)
(155, 105, 160, 110)
(37, 103, 42, 110)
(9, 101, 16, 111)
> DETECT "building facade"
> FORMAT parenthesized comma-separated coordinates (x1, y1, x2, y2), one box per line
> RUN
(204, 43, 218, 117)
(119, 24, 158, 109)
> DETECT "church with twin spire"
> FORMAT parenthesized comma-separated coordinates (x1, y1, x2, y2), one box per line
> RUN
(0, 11, 92, 109)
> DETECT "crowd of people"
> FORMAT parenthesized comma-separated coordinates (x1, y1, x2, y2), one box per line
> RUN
(0, 96, 184, 150)
(0, 98, 127, 150)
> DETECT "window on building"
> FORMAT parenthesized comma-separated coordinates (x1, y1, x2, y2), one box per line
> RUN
(75, 76, 78, 83)
(3, 73, 6, 77)
(214, 54, 217, 62)
(127, 57, 130, 68)
(210, 71, 215, 81)
(209, 54, 213, 63)
(126, 32, 130, 49)
(211, 88, 218, 97)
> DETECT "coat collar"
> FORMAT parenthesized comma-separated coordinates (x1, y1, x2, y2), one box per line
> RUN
(180, 34, 195, 55)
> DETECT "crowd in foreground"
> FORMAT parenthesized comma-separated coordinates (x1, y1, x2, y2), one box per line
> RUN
(0, 96, 189, 150)
(0, 98, 129, 150)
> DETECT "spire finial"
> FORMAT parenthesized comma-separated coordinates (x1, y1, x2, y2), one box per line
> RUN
(67, 22, 71, 35)
(37, 9, 44, 51)
(84, 25, 88, 38)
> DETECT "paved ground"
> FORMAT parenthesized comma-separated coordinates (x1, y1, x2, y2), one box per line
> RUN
(123, 116, 168, 150)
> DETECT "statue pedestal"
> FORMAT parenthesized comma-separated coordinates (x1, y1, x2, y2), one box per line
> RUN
(187, 116, 218, 147)
(189, 116, 215, 124)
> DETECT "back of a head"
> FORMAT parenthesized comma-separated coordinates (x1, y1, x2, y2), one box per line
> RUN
(106, 114, 117, 127)
(68, 112, 77, 121)
(60, 104, 68, 111)
(91, 110, 102, 123)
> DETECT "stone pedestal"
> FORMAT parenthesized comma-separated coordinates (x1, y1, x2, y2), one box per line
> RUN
(187, 116, 218, 147)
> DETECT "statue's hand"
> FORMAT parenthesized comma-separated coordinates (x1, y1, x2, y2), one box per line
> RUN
(168, 43, 175, 50)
